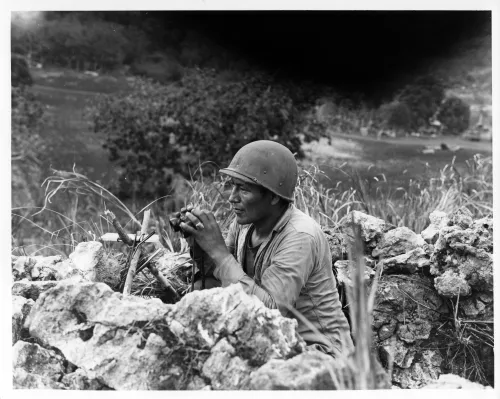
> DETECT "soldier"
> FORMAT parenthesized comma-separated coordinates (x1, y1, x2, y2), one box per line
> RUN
(179, 140, 353, 358)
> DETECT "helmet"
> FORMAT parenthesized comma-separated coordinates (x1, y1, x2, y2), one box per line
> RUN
(219, 140, 298, 202)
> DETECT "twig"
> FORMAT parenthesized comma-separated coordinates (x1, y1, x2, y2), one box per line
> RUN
(123, 210, 151, 296)
(104, 210, 133, 246)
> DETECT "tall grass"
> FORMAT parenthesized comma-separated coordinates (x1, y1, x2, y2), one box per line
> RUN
(11, 154, 492, 257)
(295, 154, 492, 233)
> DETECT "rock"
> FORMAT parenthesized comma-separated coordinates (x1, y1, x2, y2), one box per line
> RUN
(380, 247, 431, 274)
(449, 208, 473, 229)
(201, 338, 253, 390)
(12, 295, 34, 344)
(12, 280, 59, 301)
(61, 368, 111, 390)
(340, 211, 395, 252)
(12, 256, 37, 281)
(66, 241, 105, 282)
(25, 281, 304, 390)
(422, 373, 493, 389)
(397, 318, 433, 343)
(246, 350, 337, 389)
(12, 341, 66, 389)
(373, 275, 449, 386)
(333, 260, 375, 288)
(31, 255, 64, 280)
(372, 227, 426, 258)
(393, 350, 443, 389)
(433, 270, 471, 297)
(25, 281, 175, 390)
(322, 227, 348, 264)
(168, 284, 304, 365)
(246, 350, 391, 390)
(67, 242, 122, 287)
(421, 210, 449, 244)
(379, 337, 416, 368)
(430, 212, 493, 297)
(460, 292, 493, 319)
(13, 367, 66, 389)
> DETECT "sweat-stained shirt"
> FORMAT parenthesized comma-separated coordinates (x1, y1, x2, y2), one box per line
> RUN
(212, 203, 354, 358)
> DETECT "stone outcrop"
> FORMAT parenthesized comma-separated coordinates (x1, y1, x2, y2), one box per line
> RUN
(12, 295, 34, 344)
(12, 341, 67, 389)
(329, 209, 494, 389)
(340, 211, 395, 253)
(12, 208, 493, 390)
(430, 208, 493, 297)
(24, 282, 304, 390)
(12, 280, 59, 301)
(12, 242, 122, 287)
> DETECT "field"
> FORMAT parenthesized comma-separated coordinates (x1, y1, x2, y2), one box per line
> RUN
(11, 67, 493, 257)
(30, 68, 492, 192)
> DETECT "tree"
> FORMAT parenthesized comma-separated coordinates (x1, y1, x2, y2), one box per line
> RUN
(89, 68, 305, 199)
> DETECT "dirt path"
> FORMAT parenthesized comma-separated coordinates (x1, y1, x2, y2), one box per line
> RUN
(32, 84, 104, 97)
(329, 132, 492, 153)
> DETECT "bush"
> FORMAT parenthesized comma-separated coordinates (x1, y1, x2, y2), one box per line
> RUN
(89, 68, 305, 199)
(437, 97, 470, 135)
(377, 101, 412, 131)
(11, 54, 33, 87)
(396, 75, 446, 131)
(11, 86, 47, 208)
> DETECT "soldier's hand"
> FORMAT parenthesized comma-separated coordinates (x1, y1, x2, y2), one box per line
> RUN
(180, 207, 227, 260)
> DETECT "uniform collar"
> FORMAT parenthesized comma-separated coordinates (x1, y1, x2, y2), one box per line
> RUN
(271, 203, 294, 233)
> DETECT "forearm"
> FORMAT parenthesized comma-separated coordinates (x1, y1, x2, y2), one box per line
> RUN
(211, 252, 280, 311)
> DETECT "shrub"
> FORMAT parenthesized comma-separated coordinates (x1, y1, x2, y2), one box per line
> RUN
(437, 97, 470, 135)
(11, 54, 33, 87)
(377, 101, 412, 131)
(11, 86, 47, 210)
(396, 75, 446, 130)
(89, 68, 305, 199)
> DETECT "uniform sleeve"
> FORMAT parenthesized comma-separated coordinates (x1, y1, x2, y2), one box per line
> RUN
(214, 231, 316, 316)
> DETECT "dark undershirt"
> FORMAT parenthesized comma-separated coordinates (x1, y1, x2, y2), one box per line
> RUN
(244, 240, 261, 278)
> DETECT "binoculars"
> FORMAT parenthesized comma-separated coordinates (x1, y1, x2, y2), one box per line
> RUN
(169, 205, 195, 237)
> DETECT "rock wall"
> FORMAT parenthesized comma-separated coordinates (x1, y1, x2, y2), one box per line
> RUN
(11, 209, 493, 390)
(324, 208, 494, 388)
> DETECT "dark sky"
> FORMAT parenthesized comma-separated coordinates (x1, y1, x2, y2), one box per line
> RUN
(169, 11, 491, 97)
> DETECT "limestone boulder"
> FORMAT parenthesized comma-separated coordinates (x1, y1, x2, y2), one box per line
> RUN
(372, 227, 426, 259)
(340, 211, 395, 252)
(61, 368, 111, 390)
(25, 281, 304, 390)
(246, 350, 391, 390)
(12, 341, 67, 389)
(322, 227, 348, 264)
(420, 210, 449, 244)
(12, 242, 122, 288)
(380, 247, 431, 274)
(12, 280, 59, 301)
(333, 260, 375, 288)
(392, 350, 443, 388)
(12, 255, 62, 281)
(373, 275, 449, 387)
(430, 209, 493, 297)
(12, 295, 34, 344)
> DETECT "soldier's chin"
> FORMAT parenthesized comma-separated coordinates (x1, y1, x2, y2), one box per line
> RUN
(234, 213, 248, 224)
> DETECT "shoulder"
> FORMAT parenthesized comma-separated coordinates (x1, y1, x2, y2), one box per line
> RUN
(285, 206, 325, 241)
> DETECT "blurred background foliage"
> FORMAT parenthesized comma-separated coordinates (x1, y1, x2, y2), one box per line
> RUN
(10, 11, 492, 257)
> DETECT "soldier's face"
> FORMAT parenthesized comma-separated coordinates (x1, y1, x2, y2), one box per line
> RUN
(228, 178, 272, 225)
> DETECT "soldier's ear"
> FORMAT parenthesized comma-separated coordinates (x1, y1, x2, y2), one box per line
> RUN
(270, 194, 280, 206)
